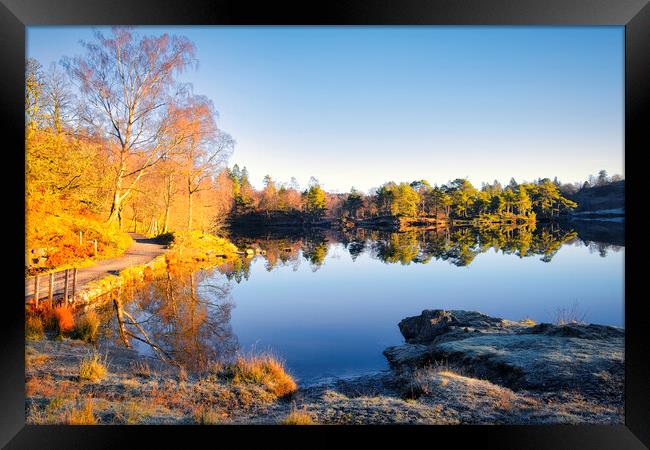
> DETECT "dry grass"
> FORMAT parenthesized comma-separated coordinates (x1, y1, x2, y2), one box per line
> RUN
(494, 388, 514, 411)
(403, 363, 460, 399)
(54, 304, 75, 334)
(28, 396, 97, 425)
(194, 406, 226, 425)
(68, 399, 97, 425)
(26, 351, 50, 367)
(554, 302, 588, 325)
(73, 311, 100, 343)
(281, 408, 314, 425)
(131, 360, 152, 378)
(25, 315, 45, 340)
(115, 401, 150, 424)
(26, 375, 57, 398)
(217, 354, 297, 397)
(79, 352, 108, 382)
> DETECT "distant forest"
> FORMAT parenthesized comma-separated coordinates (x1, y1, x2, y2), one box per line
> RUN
(226, 166, 623, 223)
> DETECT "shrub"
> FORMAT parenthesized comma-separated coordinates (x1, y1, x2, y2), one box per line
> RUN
(73, 311, 100, 343)
(218, 354, 297, 397)
(37, 303, 58, 332)
(281, 409, 314, 425)
(79, 352, 108, 382)
(155, 231, 176, 246)
(25, 315, 45, 340)
(53, 304, 75, 334)
(68, 399, 97, 425)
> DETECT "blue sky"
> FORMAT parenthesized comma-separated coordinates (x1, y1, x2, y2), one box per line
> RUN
(27, 26, 624, 193)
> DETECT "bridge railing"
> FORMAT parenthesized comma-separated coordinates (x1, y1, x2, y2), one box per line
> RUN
(25, 268, 79, 306)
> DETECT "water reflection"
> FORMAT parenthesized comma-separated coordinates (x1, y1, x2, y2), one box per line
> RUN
(112, 266, 238, 372)
(104, 221, 624, 378)
(225, 223, 593, 272)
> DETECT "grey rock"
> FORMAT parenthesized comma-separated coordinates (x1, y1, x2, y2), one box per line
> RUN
(383, 344, 431, 369)
(386, 309, 624, 402)
(398, 309, 520, 344)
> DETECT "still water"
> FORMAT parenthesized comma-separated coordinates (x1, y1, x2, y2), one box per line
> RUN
(112, 222, 625, 383)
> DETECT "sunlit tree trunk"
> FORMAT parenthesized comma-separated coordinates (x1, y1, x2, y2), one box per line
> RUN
(187, 181, 194, 231)
(163, 173, 174, 233)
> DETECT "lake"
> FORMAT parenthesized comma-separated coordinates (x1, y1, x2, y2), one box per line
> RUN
(110, 222, 625, 384)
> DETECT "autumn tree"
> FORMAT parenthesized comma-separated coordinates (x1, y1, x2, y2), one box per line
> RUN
(166, 95, 233, 230)
(64, 27, 197, 226)
(302, 184, 327, 219)
(259, 175, 278, 214)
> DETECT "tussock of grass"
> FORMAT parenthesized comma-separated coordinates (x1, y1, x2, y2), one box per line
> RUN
(68, 399, 97, 425)
(216, 354, 297, 397)
(73, 311, 100, 343)
(25, 315, 45, 340)
(281, 409, 314, 425)
(53, 304, 75, 334)
(79, 352, 108, 382)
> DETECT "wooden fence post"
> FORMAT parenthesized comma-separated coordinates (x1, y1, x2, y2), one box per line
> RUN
(34, 275, 40, 307)
(63, 269, 69, 303)
(72, 268, 77, 302)
(48, 272, 54, 306)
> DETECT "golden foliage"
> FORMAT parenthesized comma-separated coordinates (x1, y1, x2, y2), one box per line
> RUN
(79, 352, 108, 382)
(217, 354, 297, 398)
(68, 399, 97, 425)
(281, 409, 314, 425)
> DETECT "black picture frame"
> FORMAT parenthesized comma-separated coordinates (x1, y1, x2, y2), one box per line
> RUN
(1, 0, 647, 447)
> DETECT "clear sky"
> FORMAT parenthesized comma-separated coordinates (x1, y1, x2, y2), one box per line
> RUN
(27, 26, 624, 193)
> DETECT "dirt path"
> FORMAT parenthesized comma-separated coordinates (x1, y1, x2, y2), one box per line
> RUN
(25, 233, 168, 301)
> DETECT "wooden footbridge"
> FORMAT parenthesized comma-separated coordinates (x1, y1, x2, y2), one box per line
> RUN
(25, 233, 168, 305)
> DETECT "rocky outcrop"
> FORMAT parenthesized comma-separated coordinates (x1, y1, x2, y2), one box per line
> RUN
(397, 309, 524, 344)
(384, 309, 624, 402)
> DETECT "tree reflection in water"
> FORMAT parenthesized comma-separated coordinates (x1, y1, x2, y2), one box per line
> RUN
(223, 224, 611, 272)
(116, 264, 238, 373)
(107, 223, 620, 371)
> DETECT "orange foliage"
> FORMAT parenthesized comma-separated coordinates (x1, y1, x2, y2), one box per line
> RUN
(45, 236, 96, 267)
(53, 304, 75, 334)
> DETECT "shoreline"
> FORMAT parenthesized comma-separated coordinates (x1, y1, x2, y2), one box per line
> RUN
(25, 309, 623, 425)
